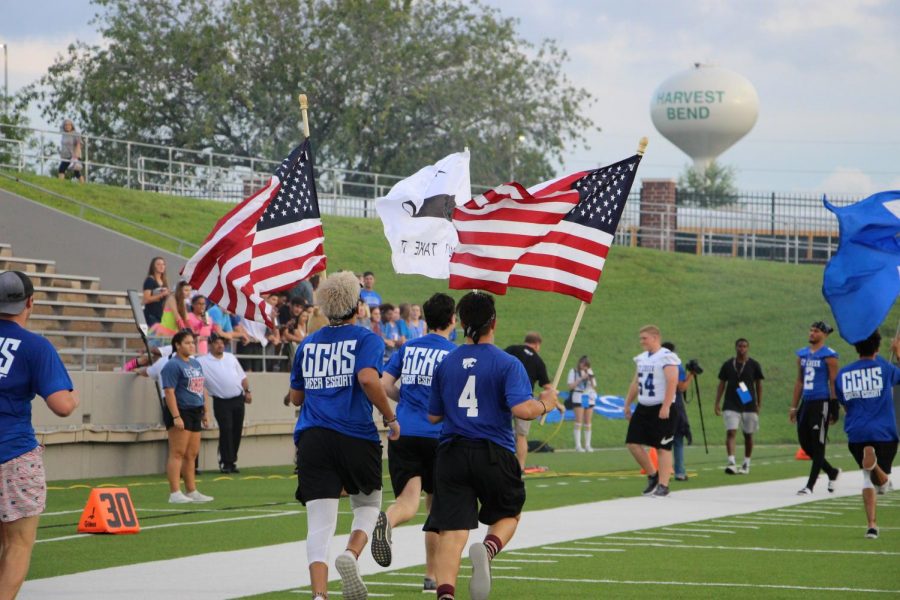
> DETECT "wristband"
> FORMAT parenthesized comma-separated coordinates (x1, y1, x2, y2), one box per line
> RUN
(383, 416, 397, 427)
(173, 415, 182, 420)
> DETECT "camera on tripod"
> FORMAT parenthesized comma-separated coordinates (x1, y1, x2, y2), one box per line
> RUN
(686, 358, 704, 375)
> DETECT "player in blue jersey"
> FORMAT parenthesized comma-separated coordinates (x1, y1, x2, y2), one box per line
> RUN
(425, 292, 557, 600)
(288, 272, 401, 600)
(790, 321, 842, 495)
(836, 330, 900, 539)
(371, 293, 457, 589)
(0, 271, 79, 598)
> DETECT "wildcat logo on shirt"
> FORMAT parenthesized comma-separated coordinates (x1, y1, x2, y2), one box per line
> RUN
(0, 337, 22, 380)
(301, 341, 358, 389)
(462, 358, 477, 369)
(841, 367, 884, 400)
(401, 347, 450, 385)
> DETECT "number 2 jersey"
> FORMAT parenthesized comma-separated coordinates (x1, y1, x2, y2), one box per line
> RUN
(796, 346, 838, 401)
(429, 343, 533, 454)
(634, 348, 681, 407)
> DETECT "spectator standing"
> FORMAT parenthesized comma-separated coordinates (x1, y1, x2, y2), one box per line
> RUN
(0, 271, 79, 598)
(714, 338, 765, 475)
(836, 330, 900, 539)
(791, 321, 842, 495)
(289, 278, 315, 306)
(152, 281, 191, 337)
(373, 293, 457, 591)
(380, 303, 405, 364)
(206, 302, 247, 345)
(354, 300, 371, 330)
(57, 119, 84, 183)
(405, 304, 426, 340)
(141, 257, 169, 327)
(360, 271, 382, 309)
(624, 325, 680, 498)
(186, 295, 218, 355)
(567, 355, 597, 452)
(662, 342, 694, 481)
(425, 292, 557, 600)
(369, 306, 382, 337)
(283, 299, 310, 357)
(288, 272, 399, 600)
(160, 330, 214, 504)
(198, 333, 251, 474)
(504, 332, 557, 470)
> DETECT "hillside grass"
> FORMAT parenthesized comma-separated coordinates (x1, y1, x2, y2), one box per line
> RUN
(3, 170, 898, 447)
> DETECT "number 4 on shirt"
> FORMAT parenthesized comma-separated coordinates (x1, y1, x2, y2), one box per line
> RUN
(458, 375, 479, 417)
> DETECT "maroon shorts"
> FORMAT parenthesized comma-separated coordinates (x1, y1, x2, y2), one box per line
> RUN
(0, 446, 46, 522)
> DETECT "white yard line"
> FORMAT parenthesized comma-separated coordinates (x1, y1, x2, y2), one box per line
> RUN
(20, 472, 874, 599)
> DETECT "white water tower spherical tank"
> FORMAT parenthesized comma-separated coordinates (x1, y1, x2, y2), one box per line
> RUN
(650, 63, 759, 171)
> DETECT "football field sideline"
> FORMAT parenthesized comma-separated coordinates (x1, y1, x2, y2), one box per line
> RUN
(20, 473, 871, 599)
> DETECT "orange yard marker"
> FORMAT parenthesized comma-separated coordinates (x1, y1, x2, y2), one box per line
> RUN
(77, 488, 140, 534)
(640, 447, 660, 474)
(795, 448, 811, 461)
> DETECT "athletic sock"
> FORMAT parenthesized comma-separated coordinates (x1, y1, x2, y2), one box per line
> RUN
(484, 534, 503, 559)
(743, 457, 751, 467)
(728, 455, 736, 465)
(584, 426, 592, 448)
(437, 584, 455, 599)
(573, 423, 582, 449)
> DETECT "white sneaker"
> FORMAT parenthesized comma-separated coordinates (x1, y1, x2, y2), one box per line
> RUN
(827, 468, 841, 493)
(877, 480, 893, 495)
(168, 491, 192, 504)
(724, 463, 738, 475)
(575, 446, 586, 453)
(738, 464, 750, 475)
(797, 487, 813, 496)
(335, 550, 367, 600)
(585, 446, 595, 453)
(185, 490, 214, 503)
(468, 542, 492, 600)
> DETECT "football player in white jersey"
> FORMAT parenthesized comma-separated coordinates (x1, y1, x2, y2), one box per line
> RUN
(624, 325, 681, 497)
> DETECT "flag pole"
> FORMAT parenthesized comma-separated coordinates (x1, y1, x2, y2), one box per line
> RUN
(298, 94, 310, 140)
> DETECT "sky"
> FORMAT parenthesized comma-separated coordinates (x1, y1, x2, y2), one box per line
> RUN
(3, 0, 899, 194)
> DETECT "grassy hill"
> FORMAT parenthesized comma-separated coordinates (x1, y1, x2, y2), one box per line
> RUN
(3, 170, 898, 449)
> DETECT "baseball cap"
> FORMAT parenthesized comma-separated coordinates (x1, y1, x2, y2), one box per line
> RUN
(0, 271, 34, 314)
(811, 320, 834, 334)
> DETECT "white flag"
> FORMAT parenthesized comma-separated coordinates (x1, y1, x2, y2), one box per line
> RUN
(375, 151, 471, 279)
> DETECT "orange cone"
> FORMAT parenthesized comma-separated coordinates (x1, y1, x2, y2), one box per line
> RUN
(795, 447, 811, 460)
(640, 447, 660, 474)
(77, 488, 140, 534)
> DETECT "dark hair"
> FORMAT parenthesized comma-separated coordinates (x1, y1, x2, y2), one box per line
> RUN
(147, 256, 168, 289)
(854, 330, 881, 357)
(379, 303, 395, 323)
(661, 341, 675, 351)
(457, 292, 495, 344)
(735, 338, 749, 346)
(363, 271, 374, 278)
(524, 331, 542, 345)
(423, 293, 455, 331)
(171, 329, 194, 354)
(811, 321, 834, 335)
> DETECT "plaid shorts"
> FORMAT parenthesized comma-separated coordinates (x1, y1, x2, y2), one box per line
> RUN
(0, 446, 47, 523)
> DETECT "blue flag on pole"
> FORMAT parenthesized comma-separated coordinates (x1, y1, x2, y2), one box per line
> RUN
(822, 191, 900, 344)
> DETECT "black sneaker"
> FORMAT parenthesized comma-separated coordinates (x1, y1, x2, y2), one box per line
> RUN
(652, 484, 670, 498)
(371, 511, 392, 567)
(642, 473, 659, 496)
(423, 578, 437, 591)
(866, 527, 879, 539)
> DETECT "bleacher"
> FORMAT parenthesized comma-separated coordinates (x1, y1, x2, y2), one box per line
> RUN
(0, 242, 144, 370)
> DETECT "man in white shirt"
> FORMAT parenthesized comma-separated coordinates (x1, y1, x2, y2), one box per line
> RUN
(198, 333, 251, 473)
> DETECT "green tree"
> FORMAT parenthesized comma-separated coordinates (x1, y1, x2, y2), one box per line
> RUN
(23, 0, 596, 187)
(0, 94, 31, 171)
(677, 160, 739, 207)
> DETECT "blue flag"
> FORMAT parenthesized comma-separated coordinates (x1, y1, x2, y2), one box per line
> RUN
(822, 191, 900, 344)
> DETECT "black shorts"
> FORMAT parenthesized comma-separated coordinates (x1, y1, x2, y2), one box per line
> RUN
(388, 435, 439, 497)
(163, 405, 203, 432)
(625, 403, 677, 450)
(424, 438, 525, 533)
(295, 427, 382, 505)
(848, 441, 897, 474)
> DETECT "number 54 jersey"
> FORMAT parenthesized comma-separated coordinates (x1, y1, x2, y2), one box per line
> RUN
(634, 348, 681, 407)
(429, 344, 533, 454)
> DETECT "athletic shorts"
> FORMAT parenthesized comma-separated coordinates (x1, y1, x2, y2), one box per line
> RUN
(295, 427, 382, 505)
(573, 391, 596, 409)
(0, 446, 46, 523)
(514, 417, 531, 437)
(424, 438, 525, 532)
(625, 403, 677, 450)
(163, 405, 204, 432)
(388, 435, 439, 497)
(723, 410, 759, 434)
(848, 441, 897, 474)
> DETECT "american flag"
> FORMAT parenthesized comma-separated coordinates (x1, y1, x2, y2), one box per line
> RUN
(181, 140, 326, 327)
(449, 154, 641, 302)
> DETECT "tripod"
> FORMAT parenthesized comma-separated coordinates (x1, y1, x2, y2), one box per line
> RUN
(690, 372, 710, 454)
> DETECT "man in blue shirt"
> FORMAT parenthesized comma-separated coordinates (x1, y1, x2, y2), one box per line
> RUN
(288, 272, 400, 600)
(372, 293, 457, 590)
(790, 321, 842, 495)
(836, 330, 900, 539)
(0, 271, 79, 597)
(425, 292, 557, 600)
(359, 271, 382, 309)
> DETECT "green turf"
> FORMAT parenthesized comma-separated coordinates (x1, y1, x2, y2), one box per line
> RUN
(3, 170, 898, 447)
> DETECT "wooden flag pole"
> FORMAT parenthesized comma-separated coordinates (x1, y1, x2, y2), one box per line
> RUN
(298, 94, 310, 140)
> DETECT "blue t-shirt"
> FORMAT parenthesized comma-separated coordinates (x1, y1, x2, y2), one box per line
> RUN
(385, 333, 456, 439)
(429, 344, 533, 454)
(837, 356, 900, 443)
(382, 321, 401, 362)
(207, 304, 233, 333)
(796, 346, 838, 401)
(406, 321, 426, 340)
(0, 320, 73, 464)
(160, 356, 205, 408)
(291, 324, 385, 442)
(360, 289, 382, 309)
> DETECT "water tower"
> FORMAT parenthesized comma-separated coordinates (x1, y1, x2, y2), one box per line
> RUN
(650, 63, 759, 171)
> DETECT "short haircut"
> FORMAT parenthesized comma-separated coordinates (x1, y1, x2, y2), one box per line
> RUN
(854, 330, 881, 357)
(457, 292, 495, 344)
(661, 341, 675, 351)
(171, 329, 194, 354)
(524, 331, 542, 344)
(639, 325, 660, 337)
(735, 338, 749, 346)
(363, 271, 374, 278)
(423, 293, 455, 331)
(318, 271, 361, 322)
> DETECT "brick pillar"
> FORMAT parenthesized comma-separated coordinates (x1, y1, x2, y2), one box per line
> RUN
(639, 179, 677, 251)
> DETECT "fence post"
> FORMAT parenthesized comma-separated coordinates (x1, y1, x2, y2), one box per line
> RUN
(770, 191, 775, 237)
(40, 131, 45, 175)
(83, 137, 89, 183)
(127, 142, 132, 188)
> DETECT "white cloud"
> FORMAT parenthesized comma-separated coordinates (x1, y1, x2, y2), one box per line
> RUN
(761, 0, 885, 34)
(815, 167, 878, 196)
(4, 36, 94, 92)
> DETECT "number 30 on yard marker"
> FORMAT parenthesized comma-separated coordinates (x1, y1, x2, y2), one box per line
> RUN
(77, 487, 141, 534)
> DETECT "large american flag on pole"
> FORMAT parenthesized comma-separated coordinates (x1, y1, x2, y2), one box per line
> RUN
(181, 139, 326, 327)
(449, 153, 641, 302)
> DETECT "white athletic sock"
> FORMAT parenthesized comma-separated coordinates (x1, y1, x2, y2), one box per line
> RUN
(584, 426, 592, 448)
(743, 457, 751, 467)
(728, 455, 736, 465)
(573, 423, 583, 448)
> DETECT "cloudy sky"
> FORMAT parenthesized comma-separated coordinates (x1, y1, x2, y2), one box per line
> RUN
(3, 0, 899, 193)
